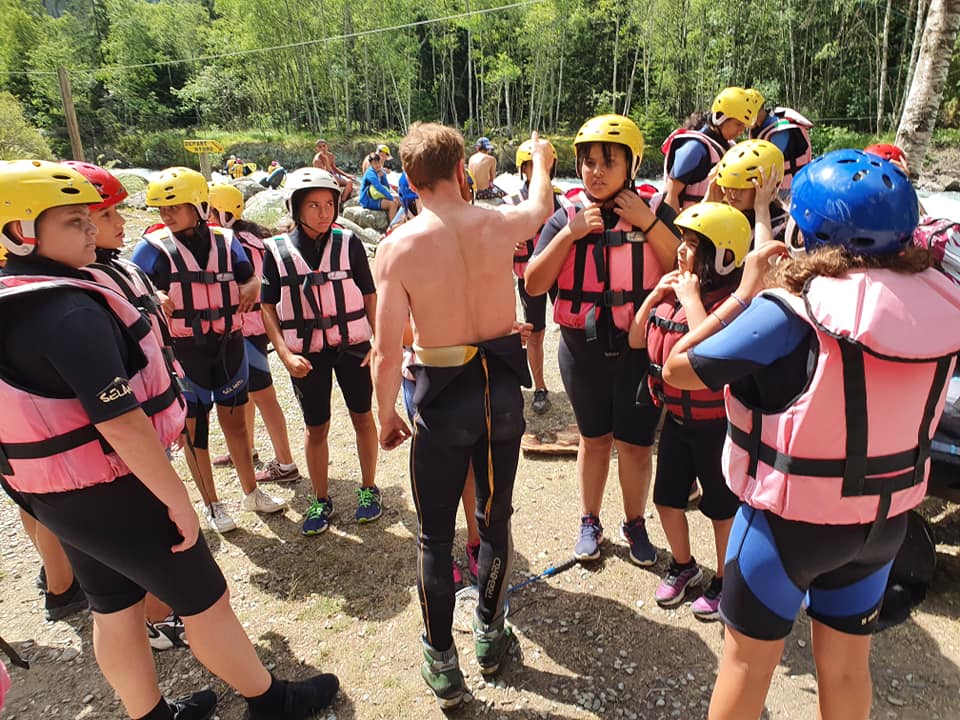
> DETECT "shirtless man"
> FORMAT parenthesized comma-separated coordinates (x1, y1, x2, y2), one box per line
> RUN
(373, 123, 554, 708)
(467, 137, 505, 200)
(312, 139, 354, 200)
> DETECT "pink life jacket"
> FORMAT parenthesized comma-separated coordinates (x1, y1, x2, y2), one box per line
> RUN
(143, 225, 240, 338)
(84, 258, 186, 385)
(503, 188, 573, 280)
(723, 269, 960, 525)
(0, 276, 187, 494)
(553, 187, 665, 345)
(913, 216, 960, 286)
(646, 291, 729, 422)
(265, 229, 372, 353)
(751, 107, 813, 191)
(660, 128, 728, 209)
(236, 229, 267, 337)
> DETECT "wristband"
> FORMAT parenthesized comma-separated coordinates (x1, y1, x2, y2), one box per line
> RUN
(641, 217, 661, 234)
(712, 312, 728, 328)
(731, 293, 749, 310)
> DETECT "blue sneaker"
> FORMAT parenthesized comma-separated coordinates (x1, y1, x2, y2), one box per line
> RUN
(355, 486, 383, 523)
(573, 514, 604, 561)
(301, 497, 333, 536)
(621, 516, 657, 566)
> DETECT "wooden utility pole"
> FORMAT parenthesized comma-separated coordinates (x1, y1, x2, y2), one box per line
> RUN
(57, 67, 84, 161)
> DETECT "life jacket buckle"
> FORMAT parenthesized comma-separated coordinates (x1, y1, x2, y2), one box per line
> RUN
(601, 289, 626, 307)
(215, 272, 234, 282)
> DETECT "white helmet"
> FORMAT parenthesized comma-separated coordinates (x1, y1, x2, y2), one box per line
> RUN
(284, 167, 341, 216)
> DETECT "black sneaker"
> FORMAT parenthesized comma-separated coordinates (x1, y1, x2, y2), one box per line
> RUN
(531, 388, 551, 415)
(170, 690, 217, 720)
(44, 578, 88, 621)
(35, 566, 46, 592)
(245, 675, 341, 719)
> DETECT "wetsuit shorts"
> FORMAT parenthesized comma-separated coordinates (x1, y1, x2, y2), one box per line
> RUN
(244, 334, 273, 393)
(360, 195, 385, 211)
(558, 328, 662, 445)
(173, 332, 249, 412)
(721, 505, 909, 640)
(3, 475, 227, 616)
(517, 278, 547, 332)
(290, 342, 372, 426)
(653, 414, 739, 520)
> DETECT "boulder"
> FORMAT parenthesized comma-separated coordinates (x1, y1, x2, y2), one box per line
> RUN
(122, 190, 147, 210)
(342, 196, 360, 209)
(243, 190, 288, 230)
(336, 216, 383, 247)
(342, 205, 389, 233)
(231, 177, 266, 201)
(114, 171, 148, 194)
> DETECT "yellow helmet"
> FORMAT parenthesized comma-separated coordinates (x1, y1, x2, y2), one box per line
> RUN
(0, 243, 6, 265)
(715, 139, 785, 190)
(574, 114, 644, 180)
(515, 139, 558, 168)
(208, 183, 244, 227)
(744, 88, 765, 115)
(146, 167, 209, 219)
(0, 159, 102, 257)
(712, 87, 759, 128)
(674, 201, 752, 276)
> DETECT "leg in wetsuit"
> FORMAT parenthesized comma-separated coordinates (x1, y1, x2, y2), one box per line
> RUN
(408, 335, 530, 653)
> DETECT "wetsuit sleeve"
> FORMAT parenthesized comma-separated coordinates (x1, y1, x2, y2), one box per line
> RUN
(37, 295, 142, 422)
(669, 140, 710, 184)
(229, 237, 254, 283)
(260, 251, 281, 305)
(688, 296, 812, 391)
(769, 130, 791, 155)
(349, 236, 376, 294)
(131, 241, 171, 291)
(654, 199, 681, 237)
(531, 207, 571, 257)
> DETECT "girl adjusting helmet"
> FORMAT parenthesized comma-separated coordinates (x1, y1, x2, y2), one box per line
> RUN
(573, 114, 645, 192)
(673, 201, 752, 277)
(0, 160, 102, 257)
(715, 139, 785, 190)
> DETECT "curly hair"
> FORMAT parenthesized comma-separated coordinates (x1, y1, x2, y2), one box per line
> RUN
(769, 244, 932, 294)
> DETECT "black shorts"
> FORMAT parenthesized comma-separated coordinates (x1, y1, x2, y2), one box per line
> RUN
(721, 505, 909, 640)
(517, 278, 547, 332)
(653, 414, 739, 520)
(173, 332, 249, 411)
(558, 329, 662, 445)
(290, 342, 373, 426)
(3, 475, 227, 616)
(244, 334, 273, 393)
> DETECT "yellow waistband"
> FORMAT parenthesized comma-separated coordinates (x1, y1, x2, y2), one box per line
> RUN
(412, 344, 479, 367)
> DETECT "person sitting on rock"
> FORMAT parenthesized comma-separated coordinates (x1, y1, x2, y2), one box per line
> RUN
(468, 137, 506, 200)
(359, 153, 399, 223)
(313, 140, 354, 200)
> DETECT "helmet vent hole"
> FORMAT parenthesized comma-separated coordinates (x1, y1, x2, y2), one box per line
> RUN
(52, 173, 72, 180)
(837, 159, 856, 165)
(61, 187, 80, 195)
(881, 174, 894, 189)
(815, 232, 831, 241)
(851, 237, 875, 248)
(870, 160, 882, 167)
(852, 171, 866, 182)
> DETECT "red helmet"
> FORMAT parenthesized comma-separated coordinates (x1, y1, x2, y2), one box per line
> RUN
(61, 161, 128, 212)
(863, 143, 906, 163)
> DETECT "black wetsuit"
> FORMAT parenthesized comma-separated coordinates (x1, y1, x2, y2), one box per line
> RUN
(406, 334, 531, 651)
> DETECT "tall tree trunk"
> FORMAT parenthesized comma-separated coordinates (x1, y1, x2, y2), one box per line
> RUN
(896, 0, 960, 174)
(611, 14, 619, 105)
(898, 0, 930, 124)
(466, 0, 474, 134)
(877, 0, 892, 134)
(622, 40, 641, 116)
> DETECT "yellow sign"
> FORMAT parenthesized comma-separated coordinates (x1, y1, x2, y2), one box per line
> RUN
(183, 139, 224, 154)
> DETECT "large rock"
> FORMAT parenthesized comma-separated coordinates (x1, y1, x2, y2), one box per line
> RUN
(114, 171, 148, 194)
(122, 190, 147, 210)
(337, 216, 383, 247)
(231, 177, 266, 201)
(243, 189, 287, 230)
(342, 205, 389, 233)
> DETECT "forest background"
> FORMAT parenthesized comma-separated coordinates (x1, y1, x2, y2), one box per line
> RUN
(2, 0, 960, 175)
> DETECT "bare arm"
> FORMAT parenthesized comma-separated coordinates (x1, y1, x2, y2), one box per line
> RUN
(613, 189, 679, 276)
(663, 176, 684, 214)
(492, 132, 556, 249)
(262, 303, 313, 378)
(96, 409, 198, 552)
(372, 239, 412, 449)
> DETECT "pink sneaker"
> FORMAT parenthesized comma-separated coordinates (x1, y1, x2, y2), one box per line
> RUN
(451, 559, 463, 585)
(691, 576, 722, 621)
(465, 540, 480, 584)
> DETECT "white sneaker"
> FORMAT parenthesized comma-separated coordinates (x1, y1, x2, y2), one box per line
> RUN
(205, 502, 238, 533)
(242, 487, 287, 514)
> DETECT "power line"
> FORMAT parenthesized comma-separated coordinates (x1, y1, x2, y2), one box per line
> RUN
(0, 0, 542, 78)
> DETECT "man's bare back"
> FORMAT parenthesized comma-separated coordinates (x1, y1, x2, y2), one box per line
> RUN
(468, 152, 496, 192)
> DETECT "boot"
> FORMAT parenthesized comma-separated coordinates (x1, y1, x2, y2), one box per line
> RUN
(420, 637, 466, 709)
(473, 612, 514, 676)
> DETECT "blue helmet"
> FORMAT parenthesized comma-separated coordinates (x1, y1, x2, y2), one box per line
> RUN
(789, 149, 919, 256)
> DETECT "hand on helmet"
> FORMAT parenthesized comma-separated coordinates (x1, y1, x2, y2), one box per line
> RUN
(752, 164, 783, 209)
(528, 131, 556, 167)
(614, 188, 655, 228)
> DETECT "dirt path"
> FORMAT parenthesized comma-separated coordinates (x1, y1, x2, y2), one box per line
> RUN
(1, 210, 959, 719)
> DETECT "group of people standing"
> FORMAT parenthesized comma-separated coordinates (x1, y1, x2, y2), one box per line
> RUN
(0, 80, 958, 720)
